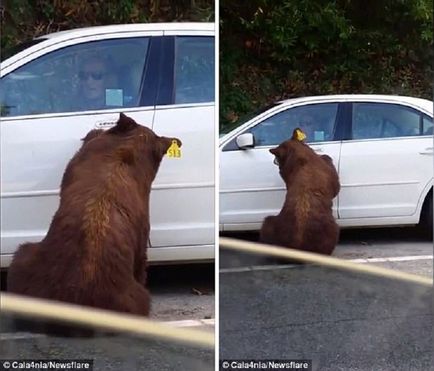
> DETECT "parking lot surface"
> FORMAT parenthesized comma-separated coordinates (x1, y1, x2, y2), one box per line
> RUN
(219, 228, 433, 371)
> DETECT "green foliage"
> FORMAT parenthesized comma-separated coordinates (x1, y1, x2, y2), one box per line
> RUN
(1, 0, 214, 57)
(221, 0, 433, 130)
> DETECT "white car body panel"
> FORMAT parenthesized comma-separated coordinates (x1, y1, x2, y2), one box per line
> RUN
(151, 103, 215, 248)
(220, 95, 433, 232)
(338, 137, 433, 219)
(1, 23, 215, 267)
(220, 142, 341, 227)
(1, 110, 154, 259)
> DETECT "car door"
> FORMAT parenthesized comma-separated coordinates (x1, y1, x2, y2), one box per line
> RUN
(220, 102, 343, 231)
(150, 31, 215, 248)
(0, 33, 161, 265)
(338, 101, 433, 223)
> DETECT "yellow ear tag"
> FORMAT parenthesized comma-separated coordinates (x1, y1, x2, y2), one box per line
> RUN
(295, 129, 306, 141)
(166, 140, 182, 158)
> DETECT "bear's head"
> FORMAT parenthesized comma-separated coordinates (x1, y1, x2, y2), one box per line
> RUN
(269, 128, 312, 180)
(103, 113, 182, 182)
(270, 128, 339, 197)
(72, 113, 181, 188)
(81, 129, 105, 143)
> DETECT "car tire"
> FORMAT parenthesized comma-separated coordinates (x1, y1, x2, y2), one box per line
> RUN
(419, 192, 433, 240)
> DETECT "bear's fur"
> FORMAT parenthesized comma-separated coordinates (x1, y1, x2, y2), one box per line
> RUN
(7, 113, 181, 325)
(260, 128, 340, 255)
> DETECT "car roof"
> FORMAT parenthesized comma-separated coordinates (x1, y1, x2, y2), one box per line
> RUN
(276, 94, 433, 113)
(2, 23, 214, 71)
(35, 23, 214, 40)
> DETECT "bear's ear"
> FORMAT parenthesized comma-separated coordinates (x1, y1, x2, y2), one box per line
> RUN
(270, 146, 285, 166)
(108, 113, 138, 135)
(270, 146, 283, 158)
(158, 137, 182, 158)
(292, 128, 306, 141)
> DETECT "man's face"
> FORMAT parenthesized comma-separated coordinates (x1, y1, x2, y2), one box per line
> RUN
(79, 61, 106, 100)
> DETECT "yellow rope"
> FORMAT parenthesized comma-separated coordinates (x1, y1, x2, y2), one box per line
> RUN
(219, 237, 433, 287)
(1, 293, 214, 348)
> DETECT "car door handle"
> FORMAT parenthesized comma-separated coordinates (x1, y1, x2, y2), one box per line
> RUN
(419, 147, 434, 155)
(95, 120, 117, 129)
(314, 148, 323, 153)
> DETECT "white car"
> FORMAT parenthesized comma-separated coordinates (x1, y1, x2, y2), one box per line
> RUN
(220, 95, 433, 237)
(0, 23, 215, 267)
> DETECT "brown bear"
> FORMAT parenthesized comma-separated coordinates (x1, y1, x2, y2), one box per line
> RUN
(260, 128, 340, 255)
(7, 113, 181, 324)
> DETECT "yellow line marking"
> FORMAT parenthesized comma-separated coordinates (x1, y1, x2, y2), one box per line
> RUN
(349, 255, 433, 263)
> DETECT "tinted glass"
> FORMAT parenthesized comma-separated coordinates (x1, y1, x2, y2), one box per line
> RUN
(174, 36, 214, 104)
(352, 103, 423, 139)
(220, 102, 281, 136)
(422, 115, 433, 135)
(0, 38, 149, 117)
(248, 103, 338, 146)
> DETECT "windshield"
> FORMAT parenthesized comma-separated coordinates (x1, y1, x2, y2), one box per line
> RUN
(1, 39, 46, 62)
(220, 102, 281, 135)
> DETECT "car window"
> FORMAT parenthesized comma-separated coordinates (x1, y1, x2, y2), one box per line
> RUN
(352, 103, 423, 140)
(220, 102, 281, 136)
(248, 103, 339, 146)
(0, 38, 149, 117)
(174, 36, 214, 104)
(423, 115, 433, 135)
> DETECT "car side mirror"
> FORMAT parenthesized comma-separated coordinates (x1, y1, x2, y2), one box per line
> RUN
(236, 133, 255, 149)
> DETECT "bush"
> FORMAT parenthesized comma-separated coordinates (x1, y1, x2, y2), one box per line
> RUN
(220, 0, 433, 130)
(1, 0, 214, 57)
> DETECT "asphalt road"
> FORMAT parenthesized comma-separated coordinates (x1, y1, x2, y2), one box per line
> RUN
(0, 264, 215, 371)
(1, 263, 215, 323)
(147, 264, 215, 322)
(219, 227, 433, 371)
(0, 325, 214, 371)
(220, 227, 433, 277)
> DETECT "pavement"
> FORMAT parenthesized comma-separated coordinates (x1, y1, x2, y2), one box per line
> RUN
(0, 319, 214, 371)
(219, 227, 433, 371)
(0, 263, 215, 371)
(147, 264, 215, 322)
(219, 229, 434, 371)
(220, 264, 432, 371)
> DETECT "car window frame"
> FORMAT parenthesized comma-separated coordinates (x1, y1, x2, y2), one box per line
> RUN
(222, 102, 347, 151)
(348, 102, 429, 141)
(154, 35, 215, 107)
(422, 114, 433, 135)
(1, 39, 47, 62)
(1, 34, 163, 119)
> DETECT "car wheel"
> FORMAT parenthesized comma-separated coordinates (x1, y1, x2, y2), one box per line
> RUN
(419, 192, 433, 240)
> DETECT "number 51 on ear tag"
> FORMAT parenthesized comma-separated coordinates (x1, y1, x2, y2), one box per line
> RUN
(295, 128, 306, 141)
(167, 140, 182, 158)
